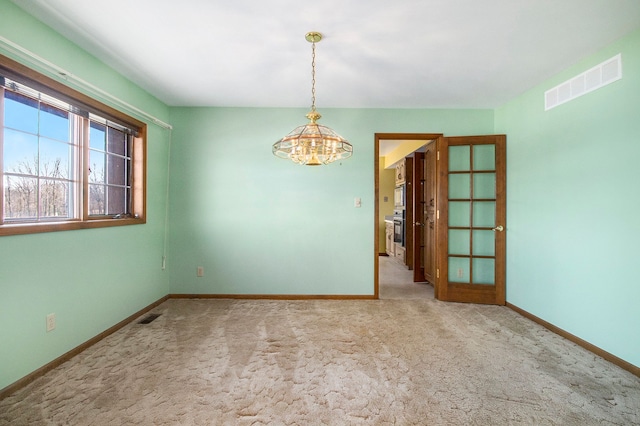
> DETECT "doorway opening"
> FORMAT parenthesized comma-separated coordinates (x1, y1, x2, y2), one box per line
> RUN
(374, 133, 442, 299)
(375, 133, 507, 305)
(378, 255, 434, 299)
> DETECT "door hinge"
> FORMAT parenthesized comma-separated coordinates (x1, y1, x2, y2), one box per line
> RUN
(437, 268, 440, 278)
(437, 151, 440, 161)
(437, 210, 440, 220)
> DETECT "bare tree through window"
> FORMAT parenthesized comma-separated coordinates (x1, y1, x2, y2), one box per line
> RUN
(4, 155, 70, 219)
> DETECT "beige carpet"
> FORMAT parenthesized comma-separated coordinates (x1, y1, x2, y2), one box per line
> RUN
(1, 259, 639, 425)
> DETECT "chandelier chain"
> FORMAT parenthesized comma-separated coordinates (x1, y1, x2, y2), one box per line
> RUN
(311, 41, 316, 112)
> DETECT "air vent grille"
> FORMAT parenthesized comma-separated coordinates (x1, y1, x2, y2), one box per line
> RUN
(138, 313, 161, 324)
(544, 54, 622, 111)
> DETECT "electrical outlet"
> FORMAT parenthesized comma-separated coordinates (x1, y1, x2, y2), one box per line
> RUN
(197, 266, 204, 277)
(46, 313, 56, 332)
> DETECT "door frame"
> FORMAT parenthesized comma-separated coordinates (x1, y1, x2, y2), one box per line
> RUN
(412, 139, 438, 286)
(374, 133, 443, 299)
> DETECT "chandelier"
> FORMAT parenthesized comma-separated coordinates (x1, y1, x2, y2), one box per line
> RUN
(272, 32, 353, 166)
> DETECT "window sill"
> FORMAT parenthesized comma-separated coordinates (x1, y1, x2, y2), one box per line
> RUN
(0, 217, 146, 237)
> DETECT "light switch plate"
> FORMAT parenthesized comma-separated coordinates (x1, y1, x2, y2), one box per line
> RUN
(46, 313, 56, 332)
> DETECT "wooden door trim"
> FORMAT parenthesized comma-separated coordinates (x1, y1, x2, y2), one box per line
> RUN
(374, 133, 443, 299)
(435, 136, 448, 300)
(405, 159, 414, 270)
(412, 151, 426, 283)
(495, 136, 507, 304)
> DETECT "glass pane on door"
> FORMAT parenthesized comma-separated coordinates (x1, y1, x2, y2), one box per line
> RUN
(473, 145, 495, 170)
(449, 146, 470, 171)
(448, 143, 498, 287)
(448, 257, 469, 283)
(472, 258, 495, 284)
(449, 202, 470, 227)
(449, 174, 470, 199)
(472, 230, 495, 256)
(473, 201, 495, 227)
(473, 173, 496, 198)
(448, 230, 470, 255)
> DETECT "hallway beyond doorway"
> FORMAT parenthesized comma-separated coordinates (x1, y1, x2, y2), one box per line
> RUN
(379, 255, 433, 299)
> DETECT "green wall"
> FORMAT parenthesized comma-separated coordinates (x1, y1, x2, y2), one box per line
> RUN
(3, 0, 638, 395)
(0, 0, 171, 390)
(167, 107, 493, 295)
(495, 28, 640, 367)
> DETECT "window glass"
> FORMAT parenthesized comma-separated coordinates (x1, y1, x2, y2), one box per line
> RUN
(4, 175, 38, 219)
(1, 61, 145, 235)
(4, 92, 38, 134)
(107, 127, 126, 156)
(89, 122, 106, 150)
(89, 150, 105, 184)
(107, 186, 126, 215)
(39, 179, 70, 218)
(39, 138, 70, 179)
(3, 129, 38, 174)
(88, 122, 131, 216)
(39, 104, 69, 142)
(89, 184, 105, 216)
(107, 154, 127, 186)
(2, 88, 77, 222)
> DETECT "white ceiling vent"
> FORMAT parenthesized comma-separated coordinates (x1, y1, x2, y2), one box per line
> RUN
(544, 54, 622, 111)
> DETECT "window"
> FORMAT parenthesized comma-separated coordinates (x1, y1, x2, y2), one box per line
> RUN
(0, 54, 146, 236)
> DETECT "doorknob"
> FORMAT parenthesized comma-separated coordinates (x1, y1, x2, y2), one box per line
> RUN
(415, 222, 422, 226)
(492, 225, 504, 232)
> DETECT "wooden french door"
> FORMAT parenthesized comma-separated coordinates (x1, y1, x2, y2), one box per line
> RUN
(413, 141, 437, 284)
(436, 135, 506, 305)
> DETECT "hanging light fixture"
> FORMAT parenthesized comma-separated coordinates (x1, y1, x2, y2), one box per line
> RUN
(272, 32, 353, 166)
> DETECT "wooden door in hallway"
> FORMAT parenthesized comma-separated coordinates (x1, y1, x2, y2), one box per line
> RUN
(412, 140, 437, 284)
(436, 135, 506, 305)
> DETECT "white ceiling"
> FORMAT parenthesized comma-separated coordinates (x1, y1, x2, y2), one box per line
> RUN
(10, 0, 640, 109)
